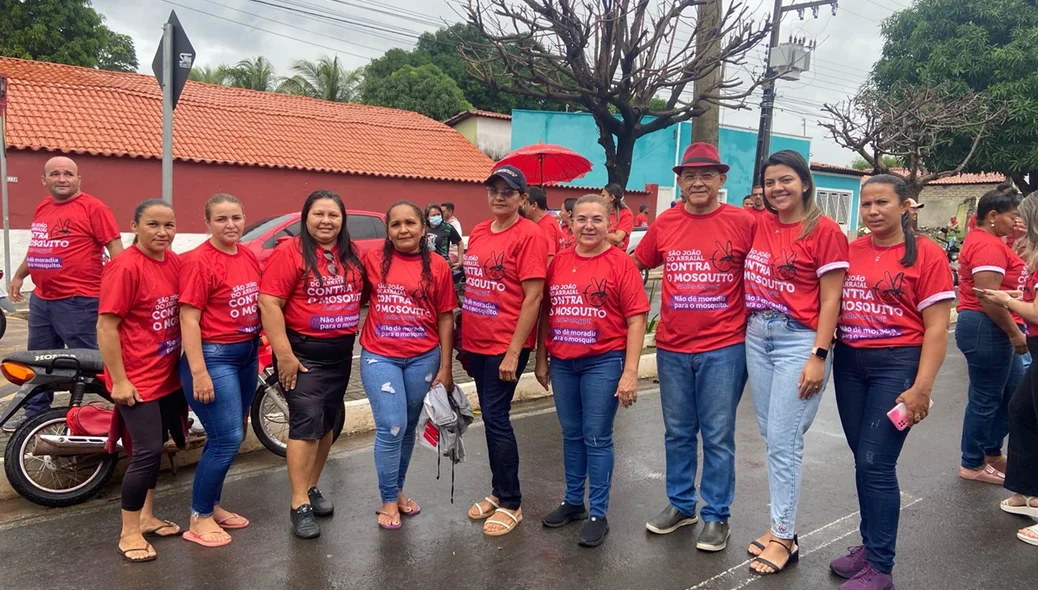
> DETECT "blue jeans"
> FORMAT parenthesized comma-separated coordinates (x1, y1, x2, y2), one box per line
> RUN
(955, 310, 1024, 469)
(360, 346, 441, 504)
(179, 339, 259, 517)
(549, 351, 624, 517)
(746, 312, 831, 540)
(833, 343, 920, 574)
(25, 295, 100, 418)
(657, 343, 747, 522)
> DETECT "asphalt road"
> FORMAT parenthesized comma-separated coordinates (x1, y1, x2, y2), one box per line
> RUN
(0, 337, 1034, 590)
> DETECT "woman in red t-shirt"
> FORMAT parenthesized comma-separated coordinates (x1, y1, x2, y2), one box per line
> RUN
(602, 183, 635, 251)
(360, 201, 457, 530)
(830, 175, 955, 584)
(744, 150, 849, 575)
(177, 194, 261, 547)
(955, 185, 1026, 488)
(462, 165, 548, 536)
(98, 199, 184, 563)
(559, 197, 577, 251)
(534, 194, 649, 547)
(258, 190, 365, 540)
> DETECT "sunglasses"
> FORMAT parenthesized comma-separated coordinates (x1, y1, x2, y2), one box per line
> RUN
(322, 250, 339, 276)
(487, 187, 519, 198)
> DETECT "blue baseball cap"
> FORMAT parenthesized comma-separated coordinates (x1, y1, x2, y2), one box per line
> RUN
(486, 165, 528, 193)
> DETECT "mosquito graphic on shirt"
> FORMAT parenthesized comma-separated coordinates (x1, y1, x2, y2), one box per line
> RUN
(51, 218, 72, 238)
(772, 250, 797, 281)
(873, 271, 905, 306)
(583, 277, 608, 307)
(483, 252, 506, 281)
(711, 240, 736, 273)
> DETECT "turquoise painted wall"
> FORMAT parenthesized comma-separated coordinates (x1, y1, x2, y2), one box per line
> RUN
(510, 109, 812, 202)
(814, 171, 863, 233)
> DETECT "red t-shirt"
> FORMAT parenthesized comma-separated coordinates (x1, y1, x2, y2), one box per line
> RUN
(26, 193, 122, 300)
(360, 248, 457, 358)
(1023, 271, 1038, 337)
(560, 226, 575, 251)
(536, 213, 562, 257)
(610, 208, 635, 251)
(259, 238, 365, 338)
(957, 229, 1027, 315)
(838, 236, 955, 347)
(179, 241, 262, 344)
(546, 247, 650, 359)
(635, 213, 649, 227)
(634, 203, 755, 353)
(744, 215, 850, 330)
(99, 246, 182, 402)
(462, 218, 548, 354)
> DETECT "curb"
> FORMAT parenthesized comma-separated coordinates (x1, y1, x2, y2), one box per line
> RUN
(0, 352, 660, 503)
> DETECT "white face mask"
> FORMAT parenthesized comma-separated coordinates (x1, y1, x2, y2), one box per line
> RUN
(429, 215, 443, 227)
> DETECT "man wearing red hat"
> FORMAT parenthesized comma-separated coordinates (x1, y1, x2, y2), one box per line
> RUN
(634, 142, 754, 551)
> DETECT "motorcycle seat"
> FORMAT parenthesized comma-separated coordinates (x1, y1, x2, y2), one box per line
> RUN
(3, 349, 104, 373)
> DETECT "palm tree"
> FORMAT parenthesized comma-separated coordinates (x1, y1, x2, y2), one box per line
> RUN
(276, 55, 362, 102)
(221, 56, 278, 92)
(188, 65, 226, 85)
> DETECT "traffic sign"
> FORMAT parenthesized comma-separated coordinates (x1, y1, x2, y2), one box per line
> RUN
(151, 10, 195, 110)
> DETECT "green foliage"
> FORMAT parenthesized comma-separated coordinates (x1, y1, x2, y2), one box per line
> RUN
(277, 55, 362, 102)
(0, 0, 137, 71)
(363, 64, 473, 121)
(220, 56, 278, 92)
(188, 65, 226, 85)
(872, 0, 1038, 179)
(849, 155, 903, 171)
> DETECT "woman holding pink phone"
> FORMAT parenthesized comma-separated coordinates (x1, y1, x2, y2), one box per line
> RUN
(830, 175, 955, 590)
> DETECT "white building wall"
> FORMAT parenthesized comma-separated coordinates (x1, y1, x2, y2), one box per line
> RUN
(476, 118, 513, 161)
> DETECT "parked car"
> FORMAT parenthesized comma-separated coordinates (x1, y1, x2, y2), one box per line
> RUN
(240, 210, 387, 268)
(626, 226, 647, 255)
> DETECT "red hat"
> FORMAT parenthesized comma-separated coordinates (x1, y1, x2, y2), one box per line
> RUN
(673, 142, 729, 174)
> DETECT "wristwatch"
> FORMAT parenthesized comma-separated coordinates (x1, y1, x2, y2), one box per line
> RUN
(812, 347, 829, 360)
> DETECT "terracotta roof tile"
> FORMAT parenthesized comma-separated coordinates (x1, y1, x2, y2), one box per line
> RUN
(927, 172, 1005, 185)
(443, 109, 512, 126)
(0, 57, 495, 183)
(810, 162, 868, 176)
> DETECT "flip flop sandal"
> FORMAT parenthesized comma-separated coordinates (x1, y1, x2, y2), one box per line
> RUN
(468, 497, 499, 521)
(376, 511, 402, 530)
(214, 513, 250, 529)
(117, 544, 156, 563)
(142, 520, 181, 537)
(483, 508, 522, 537)
(959, 465, 1005, 485)
(1018, 525, 1038, 547)
(748, 540, 766, 556)
(1000, 496, 1038, 519)
(399, 498, 421, 517)
(183, 530, 232, 548)
(749, 537, 799, 576)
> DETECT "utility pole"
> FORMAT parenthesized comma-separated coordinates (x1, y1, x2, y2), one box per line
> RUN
(691, 0, 723, 146)
(752, 0, 838, 184)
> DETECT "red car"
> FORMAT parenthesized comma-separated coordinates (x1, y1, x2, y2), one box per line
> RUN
(240, 210, 387, 268)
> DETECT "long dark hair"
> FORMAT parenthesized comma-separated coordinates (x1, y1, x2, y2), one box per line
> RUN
(862, 174, 917, 267)
(131, 198, 172, 245)
(603, 183, 629, 212)
(382, 201, 433, 288)
(760, 150, 821, 239)
(423, 203, 443, 229)
(299, 190, 361, 285)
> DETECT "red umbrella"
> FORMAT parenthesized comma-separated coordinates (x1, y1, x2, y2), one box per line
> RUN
(494, 143, 592, 186)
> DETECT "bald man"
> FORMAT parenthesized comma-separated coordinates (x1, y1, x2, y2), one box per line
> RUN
(4, 157, 123, 427)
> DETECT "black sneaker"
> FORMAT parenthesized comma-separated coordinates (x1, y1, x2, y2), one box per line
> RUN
(578, 516, 609, 548)
(291, 504, 321, 539)
(1, 419, 21, 434)
(645, 505, 698, 535)
(541, 502, 588, 528)
(696, 521, 731, 552)
(308, 486, 334, 517)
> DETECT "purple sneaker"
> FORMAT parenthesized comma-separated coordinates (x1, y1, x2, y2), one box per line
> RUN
(830, 545, 867, 579)
(839, 564, 894, 590)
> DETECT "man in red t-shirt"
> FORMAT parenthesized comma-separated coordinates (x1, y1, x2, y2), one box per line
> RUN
(5, 157, 123, 424)
(635, 204, 650, 227)
(526, 187, 561, 262)
(751, 185, 765, 213)
(634, 142, 753, 550)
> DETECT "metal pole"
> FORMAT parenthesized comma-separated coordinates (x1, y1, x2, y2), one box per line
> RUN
(161, 22, 174, 204)
(752, 0, 787, 186)
(1, 111, 10, 292)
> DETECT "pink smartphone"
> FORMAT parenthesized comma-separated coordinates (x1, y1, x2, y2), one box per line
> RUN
(887, 399, 936, 431)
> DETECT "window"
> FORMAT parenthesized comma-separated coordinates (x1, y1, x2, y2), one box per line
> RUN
(347, 214, 386, 240)
(816, 189, 852, 226)
(718, 189, 728, 204)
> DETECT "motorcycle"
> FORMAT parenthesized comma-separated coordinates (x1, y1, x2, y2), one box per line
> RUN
(0, 335, 345, 507)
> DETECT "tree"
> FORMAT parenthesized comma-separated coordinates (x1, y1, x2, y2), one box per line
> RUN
(849, 155, 903, 171)
(821, 85, 1006, 199)
(221, 56, 278, 92)
(364, 64, 473, 121)
(278, 55, 362, 102)
(0, 0, 138, 71)
(460, 0, 768, 188)
(872, 0, 1038, 191)
(188, 65, 227, 85)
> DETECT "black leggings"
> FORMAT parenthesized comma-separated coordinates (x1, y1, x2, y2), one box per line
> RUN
(119, 393, 185, 512)
(1006, 337, 1038, 496)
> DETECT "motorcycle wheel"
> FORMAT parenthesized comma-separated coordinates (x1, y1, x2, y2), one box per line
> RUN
(3, 408, 117, 507)
(250, 371, 345, 458)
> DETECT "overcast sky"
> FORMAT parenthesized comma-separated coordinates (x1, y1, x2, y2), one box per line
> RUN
(92, 0, 909, 166)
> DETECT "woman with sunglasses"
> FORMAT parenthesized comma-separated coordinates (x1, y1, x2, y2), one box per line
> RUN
(259, 190, 365, 539)
(361, 201, 456, 529)
(177, 193, 262, 547)
(463, 165, 548, 536)
(98, 199, 184, 563)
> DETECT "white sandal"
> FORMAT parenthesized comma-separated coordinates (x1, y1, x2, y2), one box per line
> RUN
(483, 508, 522, 537)
(1017, 524, 1038, 547)
(1000, 496, 1038, 519)
(468, 496, 499, 521)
